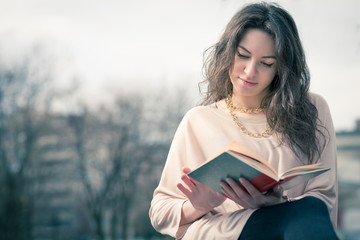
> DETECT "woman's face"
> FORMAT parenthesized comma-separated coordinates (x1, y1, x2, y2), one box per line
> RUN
(229, 29, 277, 104)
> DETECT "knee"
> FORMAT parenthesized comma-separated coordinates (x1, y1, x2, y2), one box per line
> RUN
(284, 196, 329, 223)
(296, 196, 329, 216)
(283, 197, 338, 239)
(274, 197, 329, 231)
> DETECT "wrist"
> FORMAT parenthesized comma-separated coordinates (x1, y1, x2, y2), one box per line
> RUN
(190, 201, 211, 215)
(180, 200, 208, 226)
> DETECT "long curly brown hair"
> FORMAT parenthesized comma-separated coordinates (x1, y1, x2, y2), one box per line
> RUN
(200, 2, 326, 163)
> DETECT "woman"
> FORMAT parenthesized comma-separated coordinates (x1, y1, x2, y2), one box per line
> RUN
(149, 2, 338, 239)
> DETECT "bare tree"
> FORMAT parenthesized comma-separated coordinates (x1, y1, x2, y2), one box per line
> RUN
(67, 93, 144, 239)
(0, 46, 55, 240)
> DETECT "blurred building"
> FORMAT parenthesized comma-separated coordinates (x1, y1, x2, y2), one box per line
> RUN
(32, 116, 81, 239)
(30, 113, 170, 239)
(336, 119, 360, 240)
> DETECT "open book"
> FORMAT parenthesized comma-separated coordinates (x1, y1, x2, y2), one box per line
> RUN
(188, 141, 330, 193)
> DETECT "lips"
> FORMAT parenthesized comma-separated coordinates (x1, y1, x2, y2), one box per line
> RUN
(239, 78, 257, 87)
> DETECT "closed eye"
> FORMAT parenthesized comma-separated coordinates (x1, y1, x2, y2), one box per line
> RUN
(262, 62, 274, 68)
(237, 52, 249, 59)
(237, 50, 274, 68)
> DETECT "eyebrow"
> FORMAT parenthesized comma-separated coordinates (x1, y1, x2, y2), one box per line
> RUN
(238, 45, 276, 59)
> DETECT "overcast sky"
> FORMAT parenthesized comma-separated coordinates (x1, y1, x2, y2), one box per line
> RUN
(0, 0, 359, 130)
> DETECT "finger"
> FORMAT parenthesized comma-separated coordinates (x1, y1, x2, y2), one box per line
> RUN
(226, 178, 258, 208)
(239, 178, 263, 200)
(271, 184, 284, 199)
(272, 184, 283, 196)
(222, 191, 230, 199)
(221, 186, 253, 209)
(220, 181, 236, 199)
(226, 178, 250, 199)
(220, 184, 237, 203)
(181, 174, 197, 190)
(221, 180, 254, 209)
(182, 167, 191, 174)
(182, 168, 197, 185)
(177, 183, 192, 198)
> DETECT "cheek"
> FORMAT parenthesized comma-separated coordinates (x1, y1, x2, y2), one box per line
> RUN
(232, 60, 244, 72)
(229, 66, 241, 84)
(229, 62, 239, 79)
(263, 69, 277, 83)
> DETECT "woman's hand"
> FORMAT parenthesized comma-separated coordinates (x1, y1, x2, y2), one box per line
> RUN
(220, 177, 285, 209)
(177, 167, 226, 213)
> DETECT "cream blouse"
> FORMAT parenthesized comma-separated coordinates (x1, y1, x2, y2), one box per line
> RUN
(149, 93, 337, 240)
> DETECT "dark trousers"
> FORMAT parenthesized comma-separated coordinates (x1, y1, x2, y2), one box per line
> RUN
(238, 196, 339, 240)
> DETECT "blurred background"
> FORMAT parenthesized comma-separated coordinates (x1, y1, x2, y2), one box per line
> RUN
(0, 0, 359, 239)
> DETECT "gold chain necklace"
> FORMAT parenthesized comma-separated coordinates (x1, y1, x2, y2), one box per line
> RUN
(226, 95, 265, 113)
(225, 95, 272, 138)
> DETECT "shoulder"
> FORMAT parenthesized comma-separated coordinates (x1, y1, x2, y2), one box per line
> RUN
(184, 105, 210, 117)
(308, 92, 329, 108)
(308, 92, 332, 116)
(308, 92, 334, 131)
(171, 104, 219, 144)
(182, 104, 217, 121)
(176, 103, 223, 133)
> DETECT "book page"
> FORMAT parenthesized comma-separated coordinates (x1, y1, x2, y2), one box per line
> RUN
(228, 150, 278, 179)
(279, 163, 328, 178)
(280, 169, 330, 190)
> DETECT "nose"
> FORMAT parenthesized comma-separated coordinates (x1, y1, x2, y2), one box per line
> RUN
(244, 60, 257, 79)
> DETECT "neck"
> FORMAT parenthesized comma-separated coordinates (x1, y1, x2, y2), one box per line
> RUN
(225, 95, 267, 119)
(231, 94, 264, 109)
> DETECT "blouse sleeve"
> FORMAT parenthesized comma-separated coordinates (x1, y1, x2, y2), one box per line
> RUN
(149, 108, 206, 238)
(290, 93, 338, 228)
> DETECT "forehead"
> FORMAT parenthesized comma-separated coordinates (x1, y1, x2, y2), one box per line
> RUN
(238, 29, 275, 55)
